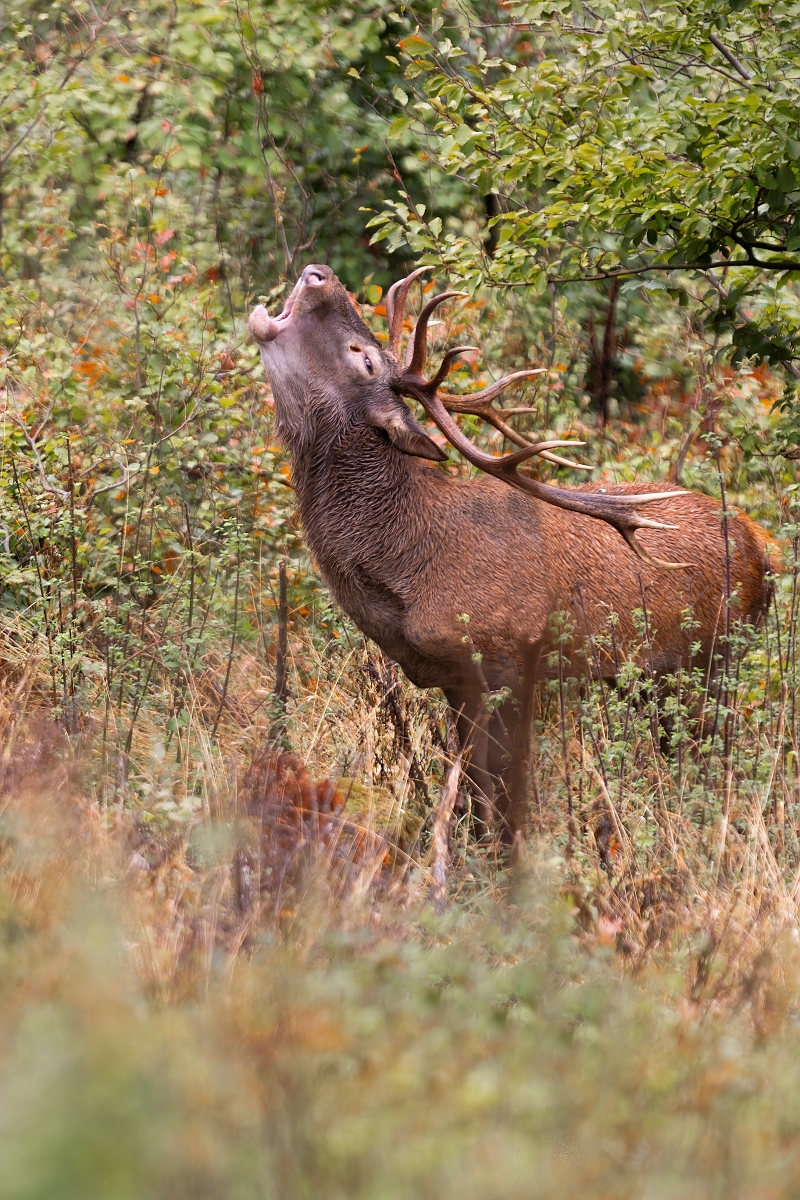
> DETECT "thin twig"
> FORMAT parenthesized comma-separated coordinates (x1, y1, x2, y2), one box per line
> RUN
(708, 33, 753, 82)
(430, 726, 463, 913)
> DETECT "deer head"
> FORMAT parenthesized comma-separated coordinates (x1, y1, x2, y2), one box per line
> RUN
(250, 264, 688, 566)
(249, 264, 445, 461)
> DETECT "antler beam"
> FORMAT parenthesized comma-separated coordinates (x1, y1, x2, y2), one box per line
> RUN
(405, 380, 688, 569)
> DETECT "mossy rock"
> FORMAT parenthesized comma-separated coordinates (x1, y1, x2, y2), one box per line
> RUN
(336, 778, 424, 846)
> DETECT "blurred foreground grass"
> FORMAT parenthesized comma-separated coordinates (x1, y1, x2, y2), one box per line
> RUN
(0, 728, 799, 1199)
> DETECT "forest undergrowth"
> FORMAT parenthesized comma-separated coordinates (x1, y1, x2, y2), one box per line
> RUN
(5, 570, 800, 1199)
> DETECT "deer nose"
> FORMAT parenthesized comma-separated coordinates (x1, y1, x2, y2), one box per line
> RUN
(302, 267, 326, 287)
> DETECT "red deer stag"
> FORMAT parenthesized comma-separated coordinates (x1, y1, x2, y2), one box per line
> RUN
(249, 265, 771, 841)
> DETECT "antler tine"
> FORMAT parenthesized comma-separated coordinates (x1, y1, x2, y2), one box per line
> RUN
(385, 266, 433, 359)
(530, 440, 592, 470)
(425, 345, 479, 392)
(405, 291, 468, 375)
(614, 527, 691, 571)
(538, 451, 594, 471)
(476, 414, 591, 470)
(401, 381, 691, 569)
(438, 368, 546, 408)
(432, 367, 595, 467)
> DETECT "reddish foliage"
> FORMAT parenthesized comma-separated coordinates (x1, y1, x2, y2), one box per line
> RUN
(238, 751, 387, 915)
(242, 750, 346, 848)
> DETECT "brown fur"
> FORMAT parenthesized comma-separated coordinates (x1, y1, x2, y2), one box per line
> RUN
(250, 266, 772, 841)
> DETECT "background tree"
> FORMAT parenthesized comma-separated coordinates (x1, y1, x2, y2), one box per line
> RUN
(370, 0, 800, 450)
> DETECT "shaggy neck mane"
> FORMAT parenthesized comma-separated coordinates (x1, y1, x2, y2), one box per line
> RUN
(281, 399, 435, 583)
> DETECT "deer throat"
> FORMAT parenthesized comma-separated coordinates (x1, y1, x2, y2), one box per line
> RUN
(291, 427, 436, 615)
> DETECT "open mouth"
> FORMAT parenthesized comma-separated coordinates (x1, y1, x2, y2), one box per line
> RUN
(250, 269, 324, 344)
(249, 294, 296, 345)
(274, 295, 295, 325)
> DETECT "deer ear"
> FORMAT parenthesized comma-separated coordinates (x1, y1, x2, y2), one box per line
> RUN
(366, 399, 448, 462)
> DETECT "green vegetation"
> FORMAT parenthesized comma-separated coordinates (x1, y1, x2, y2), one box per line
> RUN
(2, 1, 800, 1195)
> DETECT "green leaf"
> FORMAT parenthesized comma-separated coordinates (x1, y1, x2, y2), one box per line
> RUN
(388, 116, 412, 139)
(777, 165, 796, 192)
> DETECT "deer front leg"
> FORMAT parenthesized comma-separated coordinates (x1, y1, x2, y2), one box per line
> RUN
(487, 706, 519, 847)
(488, 645, 541, 849)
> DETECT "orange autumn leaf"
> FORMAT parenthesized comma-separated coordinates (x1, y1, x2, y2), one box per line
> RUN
(74, 359, 104, 385)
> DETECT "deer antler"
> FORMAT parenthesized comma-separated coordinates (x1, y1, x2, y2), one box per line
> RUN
(387, 270, 690, 569)
(435, 362, 590, 469)
(387, 273, 590, 470)
(385, 265, 434, 359)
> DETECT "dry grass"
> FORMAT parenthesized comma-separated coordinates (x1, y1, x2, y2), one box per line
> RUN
(1, 705, 800, 1199)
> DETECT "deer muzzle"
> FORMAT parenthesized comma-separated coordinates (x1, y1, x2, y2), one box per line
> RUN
(250, 268, 330, 345)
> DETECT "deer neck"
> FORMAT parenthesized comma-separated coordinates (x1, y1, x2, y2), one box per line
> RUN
(286, 420, 437, 621)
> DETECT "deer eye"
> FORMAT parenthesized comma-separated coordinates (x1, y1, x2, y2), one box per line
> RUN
(349, 343, 374, 375)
